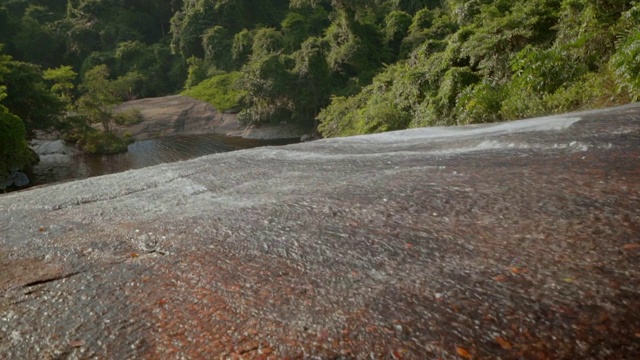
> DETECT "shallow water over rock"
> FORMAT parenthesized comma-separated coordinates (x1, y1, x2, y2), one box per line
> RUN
(30, 133, 295, 187)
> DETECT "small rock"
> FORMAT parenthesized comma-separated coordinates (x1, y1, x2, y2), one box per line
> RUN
(68, 339, 85, 348)
(11, 171, 30, 187)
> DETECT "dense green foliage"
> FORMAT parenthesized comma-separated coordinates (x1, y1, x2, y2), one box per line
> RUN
(76, 129, 133, 154)
(166, 0, 638, 135)
(0, 0, 638, 172)
(183, 71, 246, 112)
(0, 103, 32, 178)
(0, 0, 184, 164)
(0, 45, 36, 177)
(1, 60, 66, 133)
(318, 0, 640, 136)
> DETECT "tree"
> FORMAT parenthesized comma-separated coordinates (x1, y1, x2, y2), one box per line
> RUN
(0, 47, 32, 181)
(291, 37, 331, 124)
(281, 6, 329, 52)
(3, 0, 625, 141)
(238, 52, 295, 124)
(384, 10, 412, 57)
(231, 29, 254, 65)
(0, 60, 65, 133)
(169, 0, 289, 59)
(13, 4, 65, 67)
(610, 29, 640, 101)
(461, 0, 560, 81)
(43, 65, 77, 109)
(202, 26, 233, 71)
(0, 103, 32, 183)
(76, 64, 135, 132)
(400, 8, 456, 57)
(113, 40, 181, 97)
(323, 10, 385, 84)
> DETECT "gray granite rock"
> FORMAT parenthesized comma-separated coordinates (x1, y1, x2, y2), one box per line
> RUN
(0, 169, 30, 190)
(1, 104, 639, 358)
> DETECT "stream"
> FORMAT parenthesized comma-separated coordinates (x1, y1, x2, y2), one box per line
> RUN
(29, 133, 297, 188)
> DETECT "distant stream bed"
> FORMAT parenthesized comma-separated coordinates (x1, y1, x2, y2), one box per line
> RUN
(29, 133, 297, 189)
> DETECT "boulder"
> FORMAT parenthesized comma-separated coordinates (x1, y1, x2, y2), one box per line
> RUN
(1, 104, 639, 358)
(30, 139, 77, 156)
(0, 169, 30, 190)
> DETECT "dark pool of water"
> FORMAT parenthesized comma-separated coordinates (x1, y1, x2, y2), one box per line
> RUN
(29, 134, 297, 188)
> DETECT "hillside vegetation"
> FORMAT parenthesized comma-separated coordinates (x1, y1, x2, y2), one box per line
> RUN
(1, 0, 639, 176)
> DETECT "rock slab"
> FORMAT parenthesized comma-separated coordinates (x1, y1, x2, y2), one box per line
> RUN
(1, 104, 639, 359)
(114, 95, 308, 140)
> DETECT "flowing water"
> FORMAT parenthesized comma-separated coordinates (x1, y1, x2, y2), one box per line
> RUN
(29, 134, 297, 188)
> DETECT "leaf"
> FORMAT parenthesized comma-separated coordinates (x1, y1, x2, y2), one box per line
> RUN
(495, 336, 512, 350)
(456, 346, 473, 359)
(494, 275, 507, 282)
(623, 243, 640, 250)
(130, 253, 139, 258)
(510, 266, 527, 274)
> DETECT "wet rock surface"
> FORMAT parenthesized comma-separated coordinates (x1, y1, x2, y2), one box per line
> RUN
(1, 104, 639, 359)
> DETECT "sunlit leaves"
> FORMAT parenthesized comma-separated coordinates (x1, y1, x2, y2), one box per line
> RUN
(610, 30, 640, 101)
(454, 82, 504, 125)
(182, 71, 246, 111)
(77, 64, 137, 131)
(1, 60, 65, 132)
(251, 28, 285, 59)
(43, 65, 77, 101)
(384, 10, 412, 57)
(202, 26, 233, 71)
(238, 53, 295, 124)
(281, 7, 329, 52)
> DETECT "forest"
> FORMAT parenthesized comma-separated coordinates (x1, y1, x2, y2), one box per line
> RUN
(1, 0, 639, 178)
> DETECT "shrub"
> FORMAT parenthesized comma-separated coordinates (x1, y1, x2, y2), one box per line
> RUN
(501, 86, 551, 120)
(610, 30, 640, 101)
(546, 71, 621, 112)
(76, 130, 133, 154)
(114, 109, 143, 125)
(0, 105, 33, 177)
(454, 82, 505, 124)
(183, 71, 247, 112)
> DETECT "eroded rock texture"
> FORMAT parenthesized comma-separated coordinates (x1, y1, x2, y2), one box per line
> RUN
(1, 104, 639, 359)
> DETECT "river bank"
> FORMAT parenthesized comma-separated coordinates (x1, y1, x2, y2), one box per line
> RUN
(113, 95, 313, 141)
(22, 133, 296, 192)
(2, 95, 309, 192)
